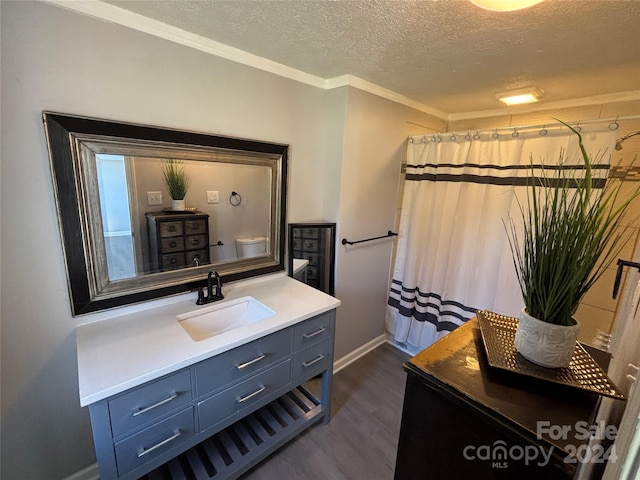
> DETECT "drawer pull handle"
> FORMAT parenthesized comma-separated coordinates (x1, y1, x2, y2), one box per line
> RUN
(237, 385, 266, 403)
(302, 354, 325, 367)
(137, 428, 181, 458)
(236, 354, 266, 370)
(132, 393, 178, 417)
(303, 327, 326, 339)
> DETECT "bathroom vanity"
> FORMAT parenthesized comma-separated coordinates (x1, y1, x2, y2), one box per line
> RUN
(77, 275, 340, 479)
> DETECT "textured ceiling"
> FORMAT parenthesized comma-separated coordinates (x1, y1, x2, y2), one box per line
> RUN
(103, 0, 640, 114)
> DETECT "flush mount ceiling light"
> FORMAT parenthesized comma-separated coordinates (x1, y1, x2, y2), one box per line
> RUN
(496, 87, 544, 106)
(469, 0, 545, 12)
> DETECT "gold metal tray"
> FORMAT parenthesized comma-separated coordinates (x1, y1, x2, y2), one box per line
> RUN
(476, 310, 625, 400)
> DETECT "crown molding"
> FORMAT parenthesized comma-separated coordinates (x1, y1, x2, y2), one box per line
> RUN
(448, 90, 640, 121)
(326, 75, 448, 119)
(41, 1, 638, 125)
(42, 0, 328, 89)
(42, 0, 449, 120)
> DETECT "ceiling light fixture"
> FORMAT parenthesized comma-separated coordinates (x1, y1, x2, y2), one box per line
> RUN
(496, 87, 544, 106)
(469, 0, 545, 12)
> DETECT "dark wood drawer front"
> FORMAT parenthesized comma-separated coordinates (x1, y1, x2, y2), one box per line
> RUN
(184, 219, 206, 234)
(302, 253, 318, 267)
(161, 253, 185, 270)
(294, 312, 332, 350)
(161, 237, 185, 253)
(186, 250, 208, 265)
(197, 360, 291, 433)
(109, 370, 192, 438)
(306, 267, 318, 280)
(195, 328, 292, 397)
(292, 339, 331, 380)
(302, 239, 318, 252)
(114, 407, 195, 476)
(185, 234, 207, 250)
(159, 221, 183, 237)
(302, 228, 319, 238)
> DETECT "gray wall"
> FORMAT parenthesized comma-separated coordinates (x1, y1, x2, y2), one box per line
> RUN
(1, 2, 407, 478)
(334, 88, 408, 357)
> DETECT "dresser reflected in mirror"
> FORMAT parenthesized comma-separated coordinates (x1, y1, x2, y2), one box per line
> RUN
(288, 223, 336, 296)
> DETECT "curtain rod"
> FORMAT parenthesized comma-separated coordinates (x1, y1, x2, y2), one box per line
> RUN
(409, 115, 640, 142)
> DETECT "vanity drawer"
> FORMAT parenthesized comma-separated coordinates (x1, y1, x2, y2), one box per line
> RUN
(198, 360, 291, 433)
(292, 339, 332, 379)
(294, 313, 333, 350)
(109, 370, 192, 438)
(184, 219, 206, 234)
(185, 234, 207, 250)
(160, 237, 185, 253)
(159, 221, 183, 237)
(114, 407, 195, 476)
(195, 328, 292, 397)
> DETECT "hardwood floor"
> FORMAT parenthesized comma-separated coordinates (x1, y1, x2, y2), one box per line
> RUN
(241, 343, 411, 480)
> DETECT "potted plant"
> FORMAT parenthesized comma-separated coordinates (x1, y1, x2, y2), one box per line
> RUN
(505, 122, 639, 368)
(162, 159, 190, 211)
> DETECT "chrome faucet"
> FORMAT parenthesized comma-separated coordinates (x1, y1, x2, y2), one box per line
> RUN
(196, 270, 224, 305)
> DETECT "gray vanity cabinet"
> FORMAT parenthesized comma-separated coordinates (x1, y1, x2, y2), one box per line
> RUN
(87, 310, 336, 480)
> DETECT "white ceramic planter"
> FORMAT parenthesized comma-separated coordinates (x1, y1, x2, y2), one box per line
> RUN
(514, 308, 579, 368)
(171, 199, 186, 211)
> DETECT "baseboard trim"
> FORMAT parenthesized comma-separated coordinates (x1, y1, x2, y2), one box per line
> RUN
(333, 333, 387, 373)
(384, 334, 418, 356)
(64, 463, 99, 480)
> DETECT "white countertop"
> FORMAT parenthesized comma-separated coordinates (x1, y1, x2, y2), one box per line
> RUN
(292, 258, 309, 275)
(76, 274, 340, 406)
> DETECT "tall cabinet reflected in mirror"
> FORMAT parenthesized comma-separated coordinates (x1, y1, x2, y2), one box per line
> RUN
(289, 223, 336, 296)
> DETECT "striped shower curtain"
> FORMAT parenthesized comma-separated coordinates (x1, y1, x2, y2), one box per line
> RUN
(386, 125, 616, 353)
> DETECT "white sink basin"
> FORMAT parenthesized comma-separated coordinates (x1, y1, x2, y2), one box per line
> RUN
(177, 296, 275, 342)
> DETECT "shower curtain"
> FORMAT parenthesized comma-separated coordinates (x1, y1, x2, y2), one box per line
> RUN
(386, 125, 616, 353)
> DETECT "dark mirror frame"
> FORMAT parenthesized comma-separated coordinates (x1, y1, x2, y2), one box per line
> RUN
(43, 112, 288, 315)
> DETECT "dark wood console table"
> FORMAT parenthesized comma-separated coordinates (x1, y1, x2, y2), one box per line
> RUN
(394, 317, 614, 480)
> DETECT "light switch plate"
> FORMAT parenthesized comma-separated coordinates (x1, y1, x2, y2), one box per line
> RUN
(207, 190, 219, 204)
(147, 191, 162, 206)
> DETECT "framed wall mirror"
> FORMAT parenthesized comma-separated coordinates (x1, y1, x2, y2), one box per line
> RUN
(43, 112, 288, 315)
(288, 223, 336, 296)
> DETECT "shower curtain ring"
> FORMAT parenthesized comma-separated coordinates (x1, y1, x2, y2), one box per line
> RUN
(539, 126, 548, 136)
(609, 118, 620, 130)
(491, 130, 499, 139)
(450, 133, 457, 142)
(465, 131, 472, 141)
(512, 128, 519, 138)
(473, 131, 481, 140)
